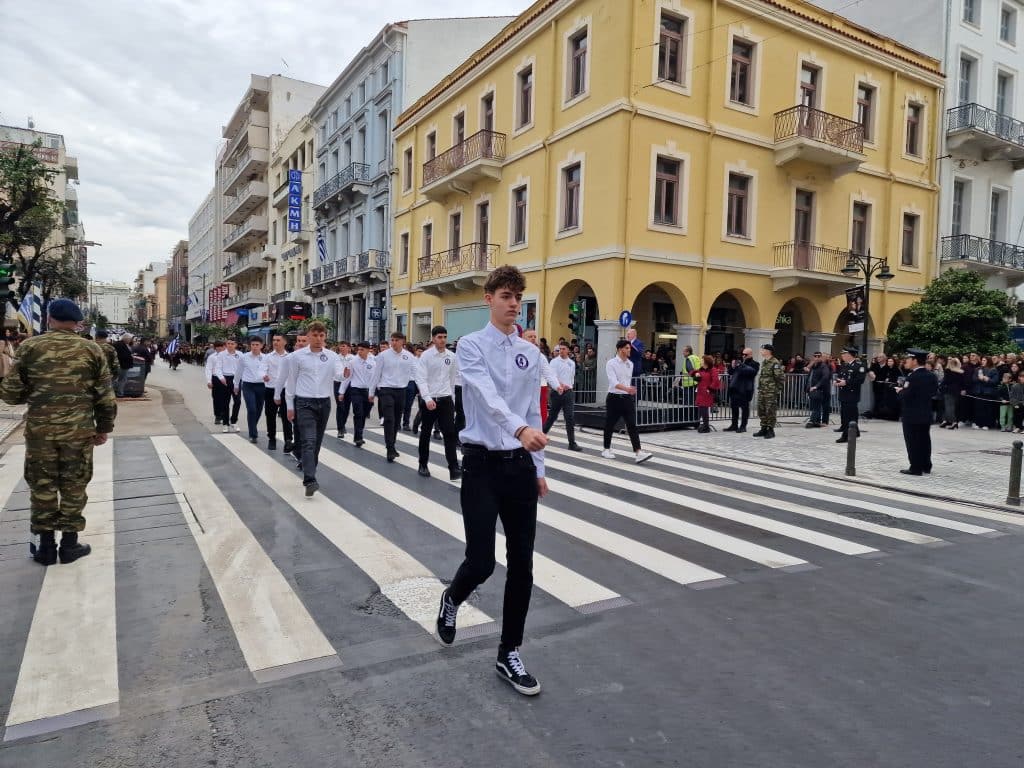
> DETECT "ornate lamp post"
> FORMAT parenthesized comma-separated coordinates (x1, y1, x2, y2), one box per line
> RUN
(840, 249, 894, 355)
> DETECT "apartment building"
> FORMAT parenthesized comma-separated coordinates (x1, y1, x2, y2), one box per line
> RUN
(185, 187, 218, 336)
(88, 281, 133, 325)
(168, 239, 188, 336)
(133, 262, 168, 329)
(308, 17, 514, 342)
(153, 273, 169, 337)
(393, 0, 944, 391)
(219, 74, 324, 330)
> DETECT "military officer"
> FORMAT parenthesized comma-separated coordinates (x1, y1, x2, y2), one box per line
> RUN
(898, 348, 938, 475)
(95, 329, 120, 384)
(0, 299, 117, 566)
(835, 346, 866, 443)
(753, 343, 784, 439)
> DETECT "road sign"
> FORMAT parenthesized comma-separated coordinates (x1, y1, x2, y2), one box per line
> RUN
(619, 310, 632, 328)
(369, 307, 383, 321)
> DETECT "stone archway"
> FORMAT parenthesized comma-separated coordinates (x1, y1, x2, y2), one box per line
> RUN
(628, 281, 693, 354)
(706, 289, 760, 356)
(549, 278, 601, 346)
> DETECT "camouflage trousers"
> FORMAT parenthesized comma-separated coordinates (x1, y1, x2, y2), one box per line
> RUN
(758, 391, 778, 428)
(25, 438, 94, 533)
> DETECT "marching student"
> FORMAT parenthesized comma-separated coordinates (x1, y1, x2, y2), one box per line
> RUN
(436, 265, 548, 697)
(284, 321, 343, 497)
(402, 341, 419, 432)
(413, 325, 461, 479)
(264, 333, 291, 452)
(235, 337, 269, 444)
(602, 339, 652, 464)
(543, 343, 582, 451)
(204, 339, 226, 424)
(212, 339, 243, 432)
(338, 340, 376, 447)
(368, 332, 412, 462)
(333, 341, 354, 439)
(276, 331, 309, 468)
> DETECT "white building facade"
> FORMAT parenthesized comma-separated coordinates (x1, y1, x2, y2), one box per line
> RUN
(308, 18, 514, 343)
(185, 187, 219, 335)
(89, 281, 132, 325)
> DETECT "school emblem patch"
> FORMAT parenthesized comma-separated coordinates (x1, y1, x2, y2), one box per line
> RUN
(515, 353, 529, 370)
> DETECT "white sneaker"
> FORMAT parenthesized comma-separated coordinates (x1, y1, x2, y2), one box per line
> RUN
(222, 425, 230, 433)
(635, 451, 653, 464)
(601, 449, 615, 459)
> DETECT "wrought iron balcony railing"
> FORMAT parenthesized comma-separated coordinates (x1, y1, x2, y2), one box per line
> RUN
(313, 163, 371, 207)
(417, 242, 497, 283)
(941, 234, 1024, 271)
(774, 105, 865, 154)
(946, 103, 1024, 148)
(423, 130, 507, 186)
(772, 241, 853, 273)
(356, 249, 390, 271)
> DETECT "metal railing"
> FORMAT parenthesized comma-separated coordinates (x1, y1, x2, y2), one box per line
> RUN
(941, 233, 1024, 270)
(223, 215, 266, 248)
(355, 249, 390, 271)
(773, 241, 852, 273)
(224, 289, 269, 308)
(423, 129, 506, 186)
(947, 103, 1024, 148)
(417, 242, 497, 282)
(774, 105, 864, 153)
(224, 181, 266, 219)
(313, 162, 371, 207)
(271, 290, 290, 303)
(222, 148, 257, 192)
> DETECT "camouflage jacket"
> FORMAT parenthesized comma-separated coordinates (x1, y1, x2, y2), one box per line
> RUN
(0, 329, 117, 440)
(758, 356, 785, 393)
(101, 341, 120, 379)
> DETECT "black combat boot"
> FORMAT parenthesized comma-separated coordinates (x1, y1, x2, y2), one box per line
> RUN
(764, 428, 775, 439)
(31, 531, 57, 566)
(751, 427, 767, 437)
(58, 532, 92, 564)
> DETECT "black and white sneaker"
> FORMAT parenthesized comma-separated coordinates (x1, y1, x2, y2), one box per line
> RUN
(495, 648, 541, 696)
(436, 588, 458, 645)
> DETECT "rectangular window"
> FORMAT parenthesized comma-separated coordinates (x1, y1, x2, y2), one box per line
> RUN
(852, 202, 871, 255)
(901, 214, 919, 267)
(453, 112, 465, 145)
(343, 140, 351, 166)
(512, 186, 528, 245)
(963, 0, 978, 24)
(959, 57, 975, 105)
(400, 232, 409, 275)
(357, 127, 366, 164)
(403, 147, 413, 191)
(422, 224, 433, 259)
(726, 173, 750, 237)
(562, 163, 582, 230)
(794, 189, 814, 268)
(997, 72, 1013, 116)
(449, 212, 461, 252)
(905, 103, 923, 156)
(730, 40, 754, 105)
(381, 59, 389, 85)
(952, 180, 967, 237)
(857, 84, 875, 142)
(567, 28, 589, 100)
(653, 156, 681, 226)
(658, 13, 686, 85)
(991, 189, 1007, 241)
(481, 93, 495, 132)
(517, 66, 534, 128)
(799, 64, 819, 111)
(1001, 5, 1017, 43)
(426, 132, 436, 161)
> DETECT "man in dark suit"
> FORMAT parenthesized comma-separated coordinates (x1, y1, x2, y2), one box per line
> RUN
(898, 348, 939, 475)
(723, 348, 758, 433)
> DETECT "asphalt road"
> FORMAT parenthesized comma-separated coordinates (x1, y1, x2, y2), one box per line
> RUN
(0, 380, 1021, 768)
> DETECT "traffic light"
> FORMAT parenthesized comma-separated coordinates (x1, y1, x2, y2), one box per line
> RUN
(568, 300, 580, 339)
(0, 262, 15, 303)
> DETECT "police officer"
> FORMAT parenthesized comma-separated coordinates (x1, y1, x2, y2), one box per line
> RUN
(898, 348, 938, 475)
(835, 346, 866, 444)
(0, 299, 117, 565)
(753, 343, 784, 439)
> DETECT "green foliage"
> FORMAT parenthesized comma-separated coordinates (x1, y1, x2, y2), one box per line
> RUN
(277, 315, 335, 337)
(886, 269, 1017, 355)
(189, 322, 233, 342)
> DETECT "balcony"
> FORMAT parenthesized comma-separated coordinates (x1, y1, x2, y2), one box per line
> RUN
(272, 179, 290, 209)
(421, 130, 506, 201)
(223, 110, 269, 164)
(773, 106, 865, 177)
(222, 147, 270, 197)
(224, 289, 270, 310)
(223, 180, 269, 225)
(946, 104, 1024, 169)
(354, 249, 390, 274)
(64, 155, 79, 181)
(313, 163, 371, 210)
(64, 185, 78, 210)
(222, 215, 269, 253)
(417, 242, 497, 295)
(222, 252, 267, 281)
(770, 241, 863, 294)
(941, 234, 1024, 287)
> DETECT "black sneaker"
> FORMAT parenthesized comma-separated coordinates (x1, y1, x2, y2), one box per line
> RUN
(417, 464, 430, 477)
(495, 648, 541, 696)
(386, 449, 399, 463)
(283, 441, 293, 453)
(568, 443, 583, 452)
(268, 439, 277, 450)
(305, 481, 318, 498)
(449, 466, 462, 481)
(355, 438, 365, 447)
(436, 588, 458, 645)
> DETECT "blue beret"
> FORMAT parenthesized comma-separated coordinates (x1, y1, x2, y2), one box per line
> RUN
(48, 298, 84, 322)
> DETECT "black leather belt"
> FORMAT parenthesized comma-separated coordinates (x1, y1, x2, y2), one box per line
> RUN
(461, 444, 530, 460)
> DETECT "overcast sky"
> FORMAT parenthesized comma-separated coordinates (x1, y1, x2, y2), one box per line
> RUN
(2, 0, 527, 283)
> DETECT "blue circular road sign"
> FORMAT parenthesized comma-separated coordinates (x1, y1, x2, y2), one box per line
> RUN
(619, 310, 632, 328)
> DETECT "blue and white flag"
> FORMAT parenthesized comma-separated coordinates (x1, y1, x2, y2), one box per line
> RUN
(19, 287, 41, 334)
(316, 229, 328, 264)
(167, 338, 179, 355)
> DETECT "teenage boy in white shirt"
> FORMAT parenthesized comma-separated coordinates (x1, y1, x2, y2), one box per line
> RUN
(235, 337, 269, 443)
(602, 339, 652, 463)
(212, 339, 243, 432)
(264, 333, 291, 451)
(333, 340, 354, 439)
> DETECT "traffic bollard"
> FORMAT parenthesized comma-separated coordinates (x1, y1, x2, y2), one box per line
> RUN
(845, 422, 856, 477)
(1007, 440, 1022, 506)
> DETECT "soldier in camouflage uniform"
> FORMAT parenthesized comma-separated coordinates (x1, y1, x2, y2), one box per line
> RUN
(0, 299, 117, 566)
(95, 329, 120, 384)
(753, 343, 785, 439)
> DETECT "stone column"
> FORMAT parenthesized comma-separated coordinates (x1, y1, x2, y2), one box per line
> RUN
(862, 336, 885, 409)
(350, 298, 362, 343)
(743, 328, 777, 354)
(672, 323, 703, 367)
(803, 332, 836, 358)
(595, 319, 624, 398)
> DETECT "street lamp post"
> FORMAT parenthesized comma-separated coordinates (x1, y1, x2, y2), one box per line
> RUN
(840, 249, 894, 356)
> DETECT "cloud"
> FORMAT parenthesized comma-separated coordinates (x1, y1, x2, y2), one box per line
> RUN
(2, 0, 526, 282)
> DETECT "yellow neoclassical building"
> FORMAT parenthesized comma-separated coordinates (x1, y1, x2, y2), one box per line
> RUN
(391, 0, 944, 367)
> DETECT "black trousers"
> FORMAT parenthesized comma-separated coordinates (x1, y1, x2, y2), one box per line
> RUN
(839, 401, 859, 437)
(543, 389, 576, 444)
(348, 387, 369, 440)
(449, 447, 538, 648)
(377, 386, 405, 450)
(295, 397, 331, 485)
(264, 388, 292, 444)
(454, 385, 466, 433)
(403, 381, 417, 427)
(604, 394, 641, 452)
(333, 381, 351, 432)
(902, 422, 932, 472)
(729, 395, 751, 430)
(212, 376, 241, 424)
(418, 395, 459, 469)
(808, 390, 829, 424)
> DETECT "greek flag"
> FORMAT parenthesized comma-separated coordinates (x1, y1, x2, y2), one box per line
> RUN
(167, 338, 179, 355)
(19, 287, 41, 334)
(316, 229, 328, 264)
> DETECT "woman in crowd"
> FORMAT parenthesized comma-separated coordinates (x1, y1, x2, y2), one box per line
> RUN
(1011, 370, 1024, 433)
(874, 357, 902, 420)
(939, 356, 963, 429)
(997, 371, 1014, 432)
(972, 355, 999, 429)
(693, 354, 720, 434)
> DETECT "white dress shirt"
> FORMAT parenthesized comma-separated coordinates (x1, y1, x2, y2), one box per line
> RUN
(369, 347, 413, 396)
(402, 349, 418, 383)
(264, 350, 289, 389)
(549, 356, 576, 390)
(285, 346, 343, 408)
(457, 322, 545, 478)
(415, 345, 457, 401)
(204, 351, 219, 384)
(339, 353, 376, 393)
(237, 352, 269, 385)
(606, 355, 635, 395)
(213, 350, 241, 380)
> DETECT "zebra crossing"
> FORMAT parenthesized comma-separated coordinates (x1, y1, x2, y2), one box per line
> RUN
(0, 427, 1017, 741)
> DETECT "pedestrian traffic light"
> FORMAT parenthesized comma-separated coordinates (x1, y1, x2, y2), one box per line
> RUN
(568, 300, 581, 338)
(0, 262, 15, 303)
